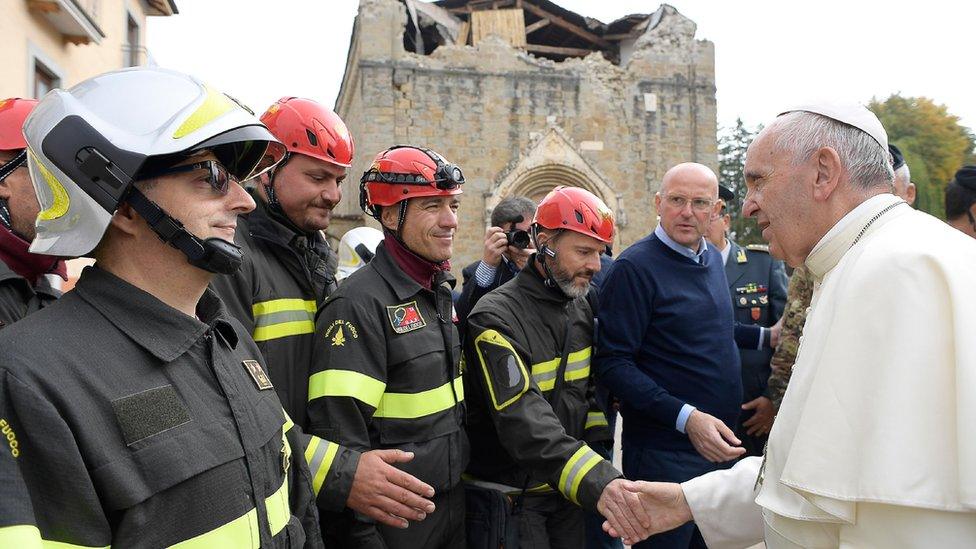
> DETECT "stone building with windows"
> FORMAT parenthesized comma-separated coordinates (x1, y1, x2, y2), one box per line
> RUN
(0, 0, 177, 101)
(333, 0, 718, 268)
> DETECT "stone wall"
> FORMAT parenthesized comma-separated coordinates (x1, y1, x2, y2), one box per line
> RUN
(333, 0, 717, 272)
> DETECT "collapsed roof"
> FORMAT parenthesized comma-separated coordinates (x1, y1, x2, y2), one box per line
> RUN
(401, 0, 681, 65)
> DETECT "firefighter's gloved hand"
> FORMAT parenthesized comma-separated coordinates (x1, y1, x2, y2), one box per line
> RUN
(597, 478, 653, 545)
(347, 449, 436, 529)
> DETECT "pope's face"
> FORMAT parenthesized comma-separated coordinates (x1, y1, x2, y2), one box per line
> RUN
(742, 130, 816, 267)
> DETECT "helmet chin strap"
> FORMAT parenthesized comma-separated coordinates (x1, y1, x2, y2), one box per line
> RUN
(126, 188, 244, 275)
(261, 152, 309, 235)
(530, 224, 561, 289)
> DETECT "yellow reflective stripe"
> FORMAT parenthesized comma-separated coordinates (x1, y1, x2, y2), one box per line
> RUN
(304, 435, 340, 496)
(253, 321, 314, 342)
(173, 86, 236, 139)
(0, 524, 110, 548)
(307, 369, 386, 408)
(282, 410, 294, 433)
(531, 357, 560, 376)
(532, 347, 592, 392)
(558, 445, 603, 505)
(29, 149, 70, 221)
(266, 475, 290, 538)
(374, 376, 464, 419)
(251, 299, 317, 342)
(252, 299, 317, 316)
(585, 411, 608, 430)
(171, 476, 290, 548)
(569, 453, 602, 506)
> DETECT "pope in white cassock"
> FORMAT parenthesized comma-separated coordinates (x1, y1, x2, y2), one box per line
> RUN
(603, 104, 976, 548)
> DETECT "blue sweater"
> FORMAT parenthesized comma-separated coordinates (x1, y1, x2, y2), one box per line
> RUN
(594, 233, 742, 451)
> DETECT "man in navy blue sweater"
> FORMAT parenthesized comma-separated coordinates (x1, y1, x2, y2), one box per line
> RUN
(594, 163, 745, 549)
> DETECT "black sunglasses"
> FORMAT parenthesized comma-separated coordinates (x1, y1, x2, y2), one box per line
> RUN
(139, 160, 237, 195)
(0, 150, 27, 183)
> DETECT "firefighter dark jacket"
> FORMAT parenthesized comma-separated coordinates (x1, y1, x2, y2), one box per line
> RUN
(0, 265, 322, 547)
(210, 192, 359, 512)
(307, 242, 467, 498)
(0, 259, 59, 329)
(463, 255, 619, 513)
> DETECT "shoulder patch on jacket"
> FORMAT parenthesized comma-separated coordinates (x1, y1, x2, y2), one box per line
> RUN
(473, 329, 529, 410)
(745, 244, 770, 253)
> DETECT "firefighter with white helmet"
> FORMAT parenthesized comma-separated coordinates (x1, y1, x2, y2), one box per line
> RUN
(0, 67, 323, 547)
(336, 226, 383, 282)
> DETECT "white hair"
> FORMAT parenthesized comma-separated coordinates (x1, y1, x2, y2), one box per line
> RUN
(770, 111, 894, 191)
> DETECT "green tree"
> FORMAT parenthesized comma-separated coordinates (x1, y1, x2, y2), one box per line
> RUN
(718, 118, 764, 244)
(869, 95, 975, 219)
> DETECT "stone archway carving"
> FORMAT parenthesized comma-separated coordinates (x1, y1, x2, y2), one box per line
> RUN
(486, 125, 624, 246)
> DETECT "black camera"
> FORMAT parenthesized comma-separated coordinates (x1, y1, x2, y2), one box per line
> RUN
(505, 229, 531, 249)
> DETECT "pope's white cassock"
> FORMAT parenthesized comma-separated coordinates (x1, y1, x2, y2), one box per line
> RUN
(682, 193, 976, 548)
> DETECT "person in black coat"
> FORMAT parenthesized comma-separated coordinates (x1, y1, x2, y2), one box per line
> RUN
(456, 196, 536, 337)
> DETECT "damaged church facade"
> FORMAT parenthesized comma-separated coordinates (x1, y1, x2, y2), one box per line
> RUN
(333, 0, 718, 267)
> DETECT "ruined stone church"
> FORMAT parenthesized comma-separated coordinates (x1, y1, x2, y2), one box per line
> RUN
(332, 0, 717, 268)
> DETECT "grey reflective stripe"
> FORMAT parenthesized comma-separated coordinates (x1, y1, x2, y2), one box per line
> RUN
(253, 309, 314, 328)
(565, 355, 589, 374)
(307, 438, 333, 479)
(561, 447, 597, 497)
(533, 369, 558, 385)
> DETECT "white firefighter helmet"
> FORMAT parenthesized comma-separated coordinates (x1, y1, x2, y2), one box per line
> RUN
(336, 226, 383, 281)
(23, 66, 285, 258)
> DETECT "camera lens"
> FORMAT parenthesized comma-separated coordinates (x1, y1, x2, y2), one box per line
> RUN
(506, 229, 531, 249)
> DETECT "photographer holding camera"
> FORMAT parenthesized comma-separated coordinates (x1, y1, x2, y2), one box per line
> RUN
(456, 196, 536, 337)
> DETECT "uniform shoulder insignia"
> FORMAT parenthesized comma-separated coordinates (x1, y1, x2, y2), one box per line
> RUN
(473, 329, 529, 411)
(745, 244, 770, 253)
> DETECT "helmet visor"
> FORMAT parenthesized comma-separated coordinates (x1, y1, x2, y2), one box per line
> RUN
(194, 124, 286, 181)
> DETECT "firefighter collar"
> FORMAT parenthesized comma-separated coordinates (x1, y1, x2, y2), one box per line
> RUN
(373, 243, 456, 301)
(73, 266, 239, 362)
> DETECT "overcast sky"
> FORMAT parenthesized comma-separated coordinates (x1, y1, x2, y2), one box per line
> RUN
(147, 0, 975, 133)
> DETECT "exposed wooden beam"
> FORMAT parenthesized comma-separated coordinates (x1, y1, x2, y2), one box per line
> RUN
(602, 32, 639, 41)
(524, 43, 594, 57)
(520, 2, 611, 49)
(524, 18, 550, 35)
(457, 20, 470, 45)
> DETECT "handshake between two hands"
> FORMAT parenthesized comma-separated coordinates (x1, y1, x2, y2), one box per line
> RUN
(597, 409, 747, 544)
(597, 479, 693, 545)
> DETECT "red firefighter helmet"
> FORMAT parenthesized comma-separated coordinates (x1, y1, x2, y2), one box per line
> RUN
(0, 98, 38, 152)
(534, 186, 615, 244)
(359, 145, 464, 217)
(260, 97, 353, 168)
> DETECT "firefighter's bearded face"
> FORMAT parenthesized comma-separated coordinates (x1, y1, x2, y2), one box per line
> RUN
(381, 195, 460, 262)
(538, 229, 604, 299)
(271, 153, 346, 232)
